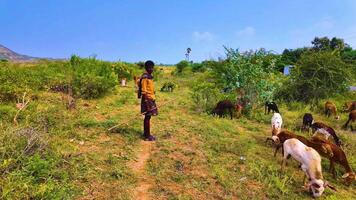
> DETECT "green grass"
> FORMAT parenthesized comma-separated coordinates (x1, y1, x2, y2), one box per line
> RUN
(0, 67, 355, 199)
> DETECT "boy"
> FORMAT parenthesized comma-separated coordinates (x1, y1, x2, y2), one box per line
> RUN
(140, 60, 157, 141)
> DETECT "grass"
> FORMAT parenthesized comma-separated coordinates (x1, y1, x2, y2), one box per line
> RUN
(0, 67, 355, 199)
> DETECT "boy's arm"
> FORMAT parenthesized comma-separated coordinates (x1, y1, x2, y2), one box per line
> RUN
(141, 78, 149, 100)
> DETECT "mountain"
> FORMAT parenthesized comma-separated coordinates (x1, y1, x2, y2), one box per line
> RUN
(0, 44, 38, 61)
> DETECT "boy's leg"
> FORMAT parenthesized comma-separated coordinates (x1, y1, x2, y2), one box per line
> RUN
(144, 115, 151, 138)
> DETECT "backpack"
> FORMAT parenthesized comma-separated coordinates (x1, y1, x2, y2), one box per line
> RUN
(137, 77, 143, 99)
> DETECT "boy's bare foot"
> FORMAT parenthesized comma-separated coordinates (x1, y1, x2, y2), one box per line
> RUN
(144, 135, 156, 141)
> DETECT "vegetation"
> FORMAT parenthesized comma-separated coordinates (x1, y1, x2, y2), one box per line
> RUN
(0, 36, 355, 199)
(278, 51, 352, 104)
(175, 60, 190, 74)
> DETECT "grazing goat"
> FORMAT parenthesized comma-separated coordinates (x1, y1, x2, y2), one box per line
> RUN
(265, 101, 279, 114)
(302, 113, 313, 132)
(281, 139, 336, 198)
(343, 101, 356, 112)
(265, 113, 283, 143)
(342, 110, 356, 131)
(311, 136, 355, 185)
(311, 122, 342, 147)
(212, 100, 234, 119)
(324, 101, 340, 120)
(271, 113, 283, 134)
(272, 130, 333, 158)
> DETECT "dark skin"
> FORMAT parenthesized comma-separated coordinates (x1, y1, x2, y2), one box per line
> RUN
(143, 65, 155, 140)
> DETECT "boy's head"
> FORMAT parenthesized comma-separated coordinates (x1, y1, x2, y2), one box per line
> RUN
(145, 60, 155, 74)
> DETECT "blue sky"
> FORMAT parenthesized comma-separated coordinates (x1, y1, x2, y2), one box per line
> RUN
(1, 0, 356, 63)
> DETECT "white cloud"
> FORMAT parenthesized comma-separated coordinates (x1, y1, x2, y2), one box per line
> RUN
(236, 26, 255, 37)
(192, 31, 215, 42)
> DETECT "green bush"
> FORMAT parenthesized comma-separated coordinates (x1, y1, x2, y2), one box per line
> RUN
(191, 63, 206, 72)
(70, 56, 117, 99)
(211, 48, 282, 109)
(176, 60, 190, 74)
(277, 51, 351, 104)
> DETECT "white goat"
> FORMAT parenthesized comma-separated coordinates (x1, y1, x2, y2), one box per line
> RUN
(281, 138, 336, 197)
(271, 113, 283, 135)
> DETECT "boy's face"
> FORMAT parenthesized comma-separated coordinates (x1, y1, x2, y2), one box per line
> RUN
(146, 67, 154, 74)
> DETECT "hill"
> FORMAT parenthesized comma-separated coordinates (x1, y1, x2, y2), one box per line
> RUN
(0, 44, 37, 61)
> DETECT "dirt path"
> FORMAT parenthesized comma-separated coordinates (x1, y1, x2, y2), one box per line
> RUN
(131, 140, 154, 200)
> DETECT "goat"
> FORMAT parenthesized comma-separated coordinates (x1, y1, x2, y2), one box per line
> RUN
(212, 100, 234, 119)
(265, 113, 283, 144)
(281, 138, 336, 197)
(324, 101, 340, 120)
(343, 101, 356, 112)
(265, 101, 279, 114)
(311, 136, 355, 185)
(311, 122, 341, 147)
(302, 113, 314, 132)
(272, 130, 333, 158)
(272, 130, 355, 184)
(342, 110, 356, 131)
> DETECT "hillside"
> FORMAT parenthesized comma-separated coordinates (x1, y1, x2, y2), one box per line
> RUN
(0, 65, 355, 199)
(0, 44, 37, 61)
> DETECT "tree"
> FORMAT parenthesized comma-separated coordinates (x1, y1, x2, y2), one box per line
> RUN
(278, 51, 351, 104)
(176, 60, 190, 74)
(312, 37, 331, 51)
(311, 36, 348, 53)
(211, 48, 282, 109)
(185, 48, 191, 61)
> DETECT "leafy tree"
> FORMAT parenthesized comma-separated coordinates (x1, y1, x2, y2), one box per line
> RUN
(311, 36, 348, 53)
(281, 48, 310, 65)
(211, 48, 282, 108)
(176, 60, 190, 74)
(277, 51, 351, 104)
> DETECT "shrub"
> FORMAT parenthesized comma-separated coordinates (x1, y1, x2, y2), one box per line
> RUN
(70, 56, 117, 99)
(211, 48, 282, 109)
(191, 63, 206, 72)
(176, 60, 190, 74)
(277, 51, 351, 104)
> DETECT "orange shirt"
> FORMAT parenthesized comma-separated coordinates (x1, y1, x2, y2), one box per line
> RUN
(141, 74, 155, 100)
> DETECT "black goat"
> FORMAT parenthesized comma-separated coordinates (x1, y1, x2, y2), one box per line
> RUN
(265, 101, 279, 114)
(302, 113, 313, 132)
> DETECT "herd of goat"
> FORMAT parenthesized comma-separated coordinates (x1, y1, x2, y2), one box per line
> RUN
(212, 100, 356, 197)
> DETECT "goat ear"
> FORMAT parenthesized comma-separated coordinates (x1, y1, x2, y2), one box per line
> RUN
(342, 173, 350, 178)
(324, 181, 337, 191)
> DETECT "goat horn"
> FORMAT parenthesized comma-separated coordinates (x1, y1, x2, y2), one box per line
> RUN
(324, 181, 337, 191)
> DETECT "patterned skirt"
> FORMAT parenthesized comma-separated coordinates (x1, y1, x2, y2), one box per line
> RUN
(141, 97, 158, 116)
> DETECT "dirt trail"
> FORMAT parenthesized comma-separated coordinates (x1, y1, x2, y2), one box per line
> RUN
(131, 140, 154, 200)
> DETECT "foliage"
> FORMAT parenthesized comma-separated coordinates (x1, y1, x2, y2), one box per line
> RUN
(277, 51, 351, 104)
(69, 55, 117, 99)
(160, 81, 177, 92)
(113, 62, 139, 80)
(311, 36, 348, 53)
(191, 63, 205, 72)
(211, 48, 282, 109)
(175, 60, 190, 74)
(280, 48, 309, 66)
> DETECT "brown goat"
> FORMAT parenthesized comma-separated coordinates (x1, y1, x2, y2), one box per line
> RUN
(272, 130, 333, 158)
(342, 110, 356, 131)
(311, 136, 355, 185)
(343, 101, 356, 112)
(324, 101, 340, 120)
(272, 130, 355, 184)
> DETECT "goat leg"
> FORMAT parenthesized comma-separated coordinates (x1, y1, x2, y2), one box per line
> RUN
(329, 160, 336, 178)
(274, 144, 282, 157)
